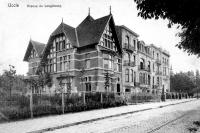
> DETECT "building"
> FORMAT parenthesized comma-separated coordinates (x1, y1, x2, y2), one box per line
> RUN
(115, 25, 139, 93)
(23, 13, 123, 94)
(115, 25, 170, 94)
(23, 12, 170, 94)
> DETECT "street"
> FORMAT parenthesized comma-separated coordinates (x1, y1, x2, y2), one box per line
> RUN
(46, 99, 200, 133)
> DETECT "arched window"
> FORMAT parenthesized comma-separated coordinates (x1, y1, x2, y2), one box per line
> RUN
(148, 61, 151, 71)
(124, 52, 129, 64)
(140, 58, 145, 69)
(125, 69, 129, 82)
(125, 36, 129, 47)
(133, 55, 136, 63)
(133, 39, 136, 50)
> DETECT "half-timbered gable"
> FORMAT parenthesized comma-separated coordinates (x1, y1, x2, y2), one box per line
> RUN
(23, 40, 45, 75)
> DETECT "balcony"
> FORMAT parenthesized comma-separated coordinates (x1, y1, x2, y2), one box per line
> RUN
(123, 61, 136, 67)
(155, 59, 162, 65)
(123, 43, 135, 52)
(134, 82, 140, 87)
(163, 75, 170, 80)
(152, 85, 158, 89)
(155, 71, 162, 75)
(138, 66, 151, 73)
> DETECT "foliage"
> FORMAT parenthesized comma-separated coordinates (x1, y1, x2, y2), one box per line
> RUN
(170, 72, 195, 93)
(0, 92, 126, 122)
(134, 0, 200, 56)
(130, 93, 160, 103)
(0, 65, 27, 96)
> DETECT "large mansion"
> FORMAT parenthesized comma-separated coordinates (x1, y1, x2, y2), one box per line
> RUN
(23, 12, 170, 94)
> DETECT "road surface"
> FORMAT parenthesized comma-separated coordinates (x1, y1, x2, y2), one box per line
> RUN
(47, 99, 200, 133)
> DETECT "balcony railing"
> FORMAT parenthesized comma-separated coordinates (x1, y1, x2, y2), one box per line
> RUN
(152, 85, 158, 89)
(123, 61, 136, 67)
(163, 75, 170, 80)
(134, 82, 140, 86)
(138, 66, 151, 72)
(155, 71, 162, 75)
(123, 43, 135, 52)
(155, 59, 162, 65)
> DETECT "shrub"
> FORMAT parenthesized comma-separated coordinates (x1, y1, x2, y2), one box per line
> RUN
(0, 92, 126, 122)
(0, 106, 30, 121)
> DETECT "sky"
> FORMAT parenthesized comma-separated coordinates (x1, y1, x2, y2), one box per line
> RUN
(0, 0, 200, 75)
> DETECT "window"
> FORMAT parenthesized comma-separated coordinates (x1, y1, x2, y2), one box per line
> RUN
(133, 55, 136, 64)
(85, 76, 91, 92)
(153, 76, 155, 86)
(128, 53, 131, 64)
(103, 54, 113, 69)
(131, 70, 134, 82)
(134, 71, 136, 83)
(64, 55, 71, 71)
(157, 53, 159, 59)
(148, 75, 151, 85)
(133, 39, 136, 50)
(139, 73, 142, 84)
(157, 77, 159, 86)
(140, 58, 145, 69)
(117, 59, 121, 72)
(60, 57, 63, 71)
(148, 61, 151, 71)
(125, 36, 129, 47)
(125, 69, 129, 82)
(54, 35, 71, 52)
(153, 51, 155, 58)
(86, 60, 90, 69)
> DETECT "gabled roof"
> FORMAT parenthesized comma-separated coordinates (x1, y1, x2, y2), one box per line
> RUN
(23, 40, 45, 61)
(77, 14, 112, 47)
(51, 23, 77, 47)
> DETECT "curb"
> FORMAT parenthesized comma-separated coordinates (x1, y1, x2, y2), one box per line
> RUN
(28, 99, 196, 133)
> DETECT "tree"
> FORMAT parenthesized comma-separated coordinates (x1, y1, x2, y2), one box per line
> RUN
(195, 70, 200, 98)
(170, 72, 195, 94)
(1, 65, 16, 98)
(134, 0, 200, 56)
(104, 71, 112, 91)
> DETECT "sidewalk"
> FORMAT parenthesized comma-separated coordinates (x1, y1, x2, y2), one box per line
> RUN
(0, 99, 195, 133)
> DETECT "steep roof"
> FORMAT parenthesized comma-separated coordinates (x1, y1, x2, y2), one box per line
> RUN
(32, 40, 46, 56)
(23, 40, 45, 61)
(77, 14, 111, 47)
(51, 23, 77, 47)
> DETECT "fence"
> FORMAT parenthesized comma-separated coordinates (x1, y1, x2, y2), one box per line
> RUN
(0, 91, 190, 123)
(124, 92, 161, 103)
(0, 92, 125, 122)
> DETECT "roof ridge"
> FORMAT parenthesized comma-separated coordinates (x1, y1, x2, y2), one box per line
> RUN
(77, 15, 94, 29)
(62, 22, 75, 29)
